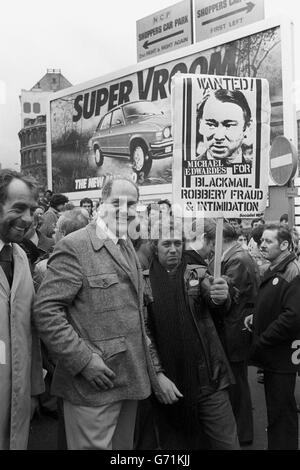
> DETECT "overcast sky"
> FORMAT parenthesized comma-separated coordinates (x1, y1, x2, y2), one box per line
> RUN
(0, 0, 299, 169)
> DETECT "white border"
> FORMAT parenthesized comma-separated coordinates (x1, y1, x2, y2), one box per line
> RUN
(46, 15, 296, 201)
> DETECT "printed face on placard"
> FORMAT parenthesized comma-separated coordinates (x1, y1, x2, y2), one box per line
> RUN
(198, 96, 247, 164)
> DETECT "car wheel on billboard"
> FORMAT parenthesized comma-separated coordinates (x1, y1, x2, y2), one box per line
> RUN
(94, 147, 104, 167)
(131, 141, 152, 177)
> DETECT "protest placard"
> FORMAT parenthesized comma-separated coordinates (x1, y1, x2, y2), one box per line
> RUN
(172, 73, 271, 218)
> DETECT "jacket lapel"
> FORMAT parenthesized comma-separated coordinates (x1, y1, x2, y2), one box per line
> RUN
(10, 244, 26, 302)
(124, 239, 141, 295)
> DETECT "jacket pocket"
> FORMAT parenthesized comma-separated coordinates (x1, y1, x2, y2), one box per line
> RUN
(94, 336, 127, 359)
(87, 273, 122, 311)
(87, 273, 119, 289)
(93, 337, 128, 387)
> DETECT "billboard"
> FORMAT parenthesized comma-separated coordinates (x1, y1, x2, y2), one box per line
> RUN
(48, 18, 290, 198)
(172, 74, 270, 218)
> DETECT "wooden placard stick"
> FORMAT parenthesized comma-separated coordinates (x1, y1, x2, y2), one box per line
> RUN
(213, 218, 224, 279)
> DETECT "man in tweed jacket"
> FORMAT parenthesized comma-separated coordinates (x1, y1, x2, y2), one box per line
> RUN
(34, 177, 159, 450)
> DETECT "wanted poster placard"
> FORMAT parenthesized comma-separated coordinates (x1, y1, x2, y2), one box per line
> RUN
(172, 74, 271, 218)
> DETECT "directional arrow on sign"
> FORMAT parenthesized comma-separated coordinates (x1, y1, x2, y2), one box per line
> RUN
(143, 29, 184, 49)
(202, 1, 255, 26)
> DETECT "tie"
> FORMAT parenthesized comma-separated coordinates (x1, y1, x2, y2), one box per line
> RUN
(118, 239, 131, 267)
(0, 244, 13, 287)
(118, 238, 127, 254)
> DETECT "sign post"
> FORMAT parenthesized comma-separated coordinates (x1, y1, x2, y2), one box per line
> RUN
(286, 184, 297, 231)
(269, 136, 298, 229)
(213, 218, 224, 279)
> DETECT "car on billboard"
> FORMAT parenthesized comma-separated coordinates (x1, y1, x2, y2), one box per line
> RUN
(89, 100, 173, 177)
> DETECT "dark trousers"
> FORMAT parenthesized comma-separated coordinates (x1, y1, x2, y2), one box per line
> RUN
(57, 398, 67, 450)
(264, 371, 298, 450)
(39, 372, 58, 412)
(157, 390, 239, 450)
(229, 361, 254, 444)
(133, 398, 159, 450)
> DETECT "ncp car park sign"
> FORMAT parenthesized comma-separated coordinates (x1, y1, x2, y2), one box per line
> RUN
(136, 0, 193, 62)
(270, 136, 298, 186)
(194, 0, 265, 42)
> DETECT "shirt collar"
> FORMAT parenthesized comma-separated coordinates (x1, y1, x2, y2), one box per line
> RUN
(30, 232, 39, 246)
(187, 240, 202, 252)
(96, 217, 126, 245)
(269, 251, 291, 270)
(0, 240, 12, 252)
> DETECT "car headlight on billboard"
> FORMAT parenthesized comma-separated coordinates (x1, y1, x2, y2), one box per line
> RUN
(163, 126, 171, 139)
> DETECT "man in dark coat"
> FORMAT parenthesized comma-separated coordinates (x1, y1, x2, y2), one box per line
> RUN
(245, 224, 300, 450)
(144, 220, 239, 450)
(209, 222, 259, 445)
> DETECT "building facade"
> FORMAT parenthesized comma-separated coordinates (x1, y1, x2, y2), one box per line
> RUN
(19, 69, 72, 188)
(19, 115, 47, 188)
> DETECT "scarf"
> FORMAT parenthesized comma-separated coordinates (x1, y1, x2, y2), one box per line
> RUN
(149, 256, 205, 433)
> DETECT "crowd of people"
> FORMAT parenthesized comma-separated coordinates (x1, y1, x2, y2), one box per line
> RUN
(1, 168, 300, 451)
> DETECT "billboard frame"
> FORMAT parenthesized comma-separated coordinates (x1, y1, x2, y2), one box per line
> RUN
(46, 15, 295, 201)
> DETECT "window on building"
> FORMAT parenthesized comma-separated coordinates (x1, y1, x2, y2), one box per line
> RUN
(36, 149, 42, 164)
(41, 128, 46, 143)
(33, 102, 41, 113)
(23, 102, 31, 113)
